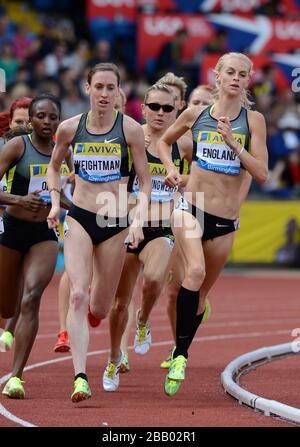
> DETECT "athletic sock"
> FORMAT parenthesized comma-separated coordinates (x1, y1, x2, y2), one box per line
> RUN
(174, 286, 199, 359)
(74, 373, 88, 382)
(187, 310, 205, 351)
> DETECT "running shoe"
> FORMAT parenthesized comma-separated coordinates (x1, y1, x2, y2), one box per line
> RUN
(102, 351, 124, 392)
(134, 309, 151, 355)
(164, 376, 182, 397)
(0, 331, 14, 352)
(164, 350, 187, 397)
(202, 297, 211, 324)
(87, 305, 102, 328)
(2, 377, 25, 399)
(119, 353, 130, 373)
(53, 330, 70, 353)
(160, 351, 172, 369)
(71, 377, 91, 403)
(168, 353, 187, 382)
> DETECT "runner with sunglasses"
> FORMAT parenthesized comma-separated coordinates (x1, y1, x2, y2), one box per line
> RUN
(103, 83, 192, 392)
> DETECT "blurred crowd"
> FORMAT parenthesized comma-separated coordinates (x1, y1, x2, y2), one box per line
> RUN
(0, 1, 299, 198)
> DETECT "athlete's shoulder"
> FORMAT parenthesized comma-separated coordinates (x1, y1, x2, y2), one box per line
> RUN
(59, 114, 82, 131)
(247, 110, 266, 128)
(0, 135, 25, 162)
(180, 104, 207, 126)
(1, 135, 25, 151)
(122, 113, 144, 139)
(122, 113, 142, 129)
(56, 114, 83, 142)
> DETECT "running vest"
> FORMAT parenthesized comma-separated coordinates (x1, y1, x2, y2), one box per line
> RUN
(6, 134, 69, 204)
(130, 143, 189, 203)
(72, 111, 132, 183)
(192, 105, 250, 175)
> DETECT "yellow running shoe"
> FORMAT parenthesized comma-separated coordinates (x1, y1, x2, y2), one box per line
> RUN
(202, 297, 211, 324)
(164, 376, 182, 397)
(0, 331, 14, 352)
(164, 348, 186, 397)
(2, 377, 25, 399)
(71, 378, 91, 403)
(168, 354, 187, 382)
(160, 351, 172, 369)
(120, 353, 130, 373)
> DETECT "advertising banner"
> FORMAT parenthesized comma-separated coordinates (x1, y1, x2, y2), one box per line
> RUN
(87, 0, 137, 21)
(229, 201, 300, 265)
(137, 14, 213, 70)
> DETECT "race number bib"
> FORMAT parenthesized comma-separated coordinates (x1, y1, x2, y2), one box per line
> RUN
(28, 163, 69, 204)
(196, 131, 246, 176)
(74, 142, 122, 183)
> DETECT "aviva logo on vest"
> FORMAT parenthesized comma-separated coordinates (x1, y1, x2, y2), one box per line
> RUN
(74, 142, 121, 156)
(30, 164, 69, 176)
(148, 162, 168, 177)
(198, 131, 245, 147)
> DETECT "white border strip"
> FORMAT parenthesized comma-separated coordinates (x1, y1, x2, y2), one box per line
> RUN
(221, 342, 300, 424)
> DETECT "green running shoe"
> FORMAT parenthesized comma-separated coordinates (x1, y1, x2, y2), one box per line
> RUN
(160, 351, 172, 369)
(164, 376, 182, 397)
(167, 354, 187, 381)
(202, 297, 211, 324)
(2, 377, 25, 399)
(0, 331, 14, 352)
(71, 377, 91, 403)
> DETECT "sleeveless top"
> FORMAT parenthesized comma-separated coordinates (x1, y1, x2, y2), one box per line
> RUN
(130, 142, 189, 203)
(6, 134, 69, 204)
(192, 105, 250, 176)
(72, 111, 132, 183)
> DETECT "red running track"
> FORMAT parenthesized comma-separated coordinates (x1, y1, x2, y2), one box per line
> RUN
(0, 270, 299, 427)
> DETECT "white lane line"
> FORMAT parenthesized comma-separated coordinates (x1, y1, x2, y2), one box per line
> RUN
(35, 318, 298, 339)
(0, 407, 36, 427)
(0, 328, 291, 427)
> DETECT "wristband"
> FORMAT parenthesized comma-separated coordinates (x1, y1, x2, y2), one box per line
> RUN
(48, 187, 61, 194)
(237, 146, 245, 158)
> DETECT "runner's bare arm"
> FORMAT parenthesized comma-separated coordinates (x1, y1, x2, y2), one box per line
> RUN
(47, 117, 79, 209)
(125, 116, 151, 225)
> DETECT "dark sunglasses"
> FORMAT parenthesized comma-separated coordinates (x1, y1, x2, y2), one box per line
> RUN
(145, 103, 175, 113)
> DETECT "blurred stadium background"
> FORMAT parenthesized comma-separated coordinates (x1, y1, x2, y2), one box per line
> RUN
(0, 0, 299, 268)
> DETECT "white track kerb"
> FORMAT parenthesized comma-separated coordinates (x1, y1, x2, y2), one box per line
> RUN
(221, 342, 300, 425)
